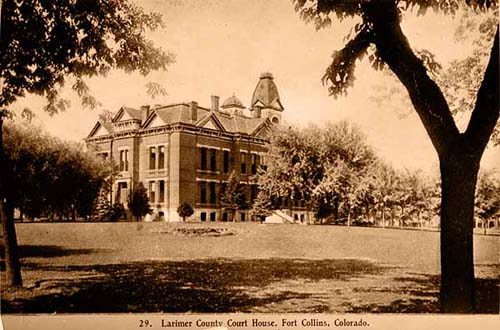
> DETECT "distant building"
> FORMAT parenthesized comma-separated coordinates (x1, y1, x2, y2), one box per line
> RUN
(85, 73, 296, 222)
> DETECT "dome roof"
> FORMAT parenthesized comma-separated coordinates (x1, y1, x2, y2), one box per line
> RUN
(251, 72, 284, 111)
(221, 94, 245, 109)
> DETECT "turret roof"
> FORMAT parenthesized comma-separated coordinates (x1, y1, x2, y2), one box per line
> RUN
(250, 72, 284, 111)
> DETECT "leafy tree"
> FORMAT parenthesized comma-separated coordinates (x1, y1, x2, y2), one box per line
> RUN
(177, 202, 194, 222)
(257, 122, 378, 223)
(371, 163, 400, 227)
(475, 170, 500, 233)
(4, 123, 110, 221)
(220, 171, 247, 222)
(0, 0, 173, 287)
(293, 0, 498, 312)
(440, 7, 499, 144)
(127, 182, 152, 221)
(251, 193, 273, 221)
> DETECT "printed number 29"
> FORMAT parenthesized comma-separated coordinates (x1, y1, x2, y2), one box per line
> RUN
(139, 320, 152, 327)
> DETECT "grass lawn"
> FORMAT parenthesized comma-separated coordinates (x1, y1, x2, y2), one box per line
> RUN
(1, 222, 498, 313)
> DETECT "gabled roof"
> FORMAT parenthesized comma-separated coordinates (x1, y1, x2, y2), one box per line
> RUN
(88, 102, 271, 139)
(214, 112, 268, 135)
(196, 112, 226, 132)
(87, 120, 114, 138)
(112, 106, 142, 122)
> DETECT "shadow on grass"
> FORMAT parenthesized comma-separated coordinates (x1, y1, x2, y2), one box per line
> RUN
(1, 245, 109, 260)
(2, 258, 383, 313)
(2, 259, 498, 313)
(347, 275, 499, 313)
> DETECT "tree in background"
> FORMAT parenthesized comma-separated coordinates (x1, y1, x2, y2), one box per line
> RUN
(127, 182, 152, 222)
(220, 171, 247, 222)
(293, 0, 498, 312)
(0, 0, 173, 287)
(257, 122, 378, 223)
(4, 123, 111, 221)
(475, 170, 500, 233)
(177, 202, 194, 222)
(439, 6, 499, 144)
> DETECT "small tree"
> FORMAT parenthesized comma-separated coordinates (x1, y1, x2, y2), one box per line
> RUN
(220, 171, 247, 222)
(251, 192, 273, 222)
(177, 202, 194, 222)
(127, 182, 152, 221)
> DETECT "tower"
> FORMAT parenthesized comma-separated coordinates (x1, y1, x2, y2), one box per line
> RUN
(250, 72, 284, 123)
(221, 94, 245, 116)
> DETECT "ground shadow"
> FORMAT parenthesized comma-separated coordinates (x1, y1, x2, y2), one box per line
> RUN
(2, 259, 498, 313)
(347, 274, 499, 313)
(1, 245, 109, 259)
(1, 258, 383, 313)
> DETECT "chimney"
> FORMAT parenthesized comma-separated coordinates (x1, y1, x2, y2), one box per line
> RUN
(253, 106, 262, 118)
(211, 95, 219, 112)
(140, 105, 150, 123)
(190, 101, 198, 122)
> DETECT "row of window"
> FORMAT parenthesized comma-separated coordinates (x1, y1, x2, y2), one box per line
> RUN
(199, 181, 258, 205)
(199, 147, 261, 175)
(105, 146, 268, 175)
(200, 211, 247, 222)
(105, 146, 165, 173)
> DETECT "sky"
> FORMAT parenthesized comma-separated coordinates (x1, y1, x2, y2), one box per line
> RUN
(10, 0, 499, 173)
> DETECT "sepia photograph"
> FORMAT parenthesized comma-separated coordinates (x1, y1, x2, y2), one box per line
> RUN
(0, 0, 499, 329)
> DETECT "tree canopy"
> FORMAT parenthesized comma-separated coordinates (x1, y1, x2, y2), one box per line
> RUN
(0, 0, 174, 113)
(0, 0, 174, 288)
(4, 122, 111, 220)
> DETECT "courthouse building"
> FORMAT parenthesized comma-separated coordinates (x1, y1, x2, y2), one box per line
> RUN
(85, 72, 296, 222)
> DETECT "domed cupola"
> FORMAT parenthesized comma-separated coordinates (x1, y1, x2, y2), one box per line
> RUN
(221, 94, 245, 115)
(250, 72, 284, 123)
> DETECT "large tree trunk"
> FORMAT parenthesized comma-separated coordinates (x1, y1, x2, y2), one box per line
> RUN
(439, 152, 480, 313)
(0, 115, 23, 287)
(1, 201, 22, 286)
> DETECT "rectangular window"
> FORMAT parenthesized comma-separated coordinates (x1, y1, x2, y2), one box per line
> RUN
(200, 147, 207, 170)
(222, 213, 228, 222)
(210, 212, 216, 222)
(251, 154, 258, 175)
(125, 150, 129, 171)
(241, 212, 246, 222)
(260, 155, 268, 171)
(223, 150, 229, 173)
(120, 150, 129, 172)
(209, 182, 216, 204)
(240, 152, 247, 174)
(200, 182, 207, 204)
(158, 180, 165, 203)
(210, 149, 217, 171)
(149, 181, 156, 203)
(117, 182, 128, 204)
(158, 146, 165, 169)
(200, 212, 207, 222)
(149, 146, 156, 170)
